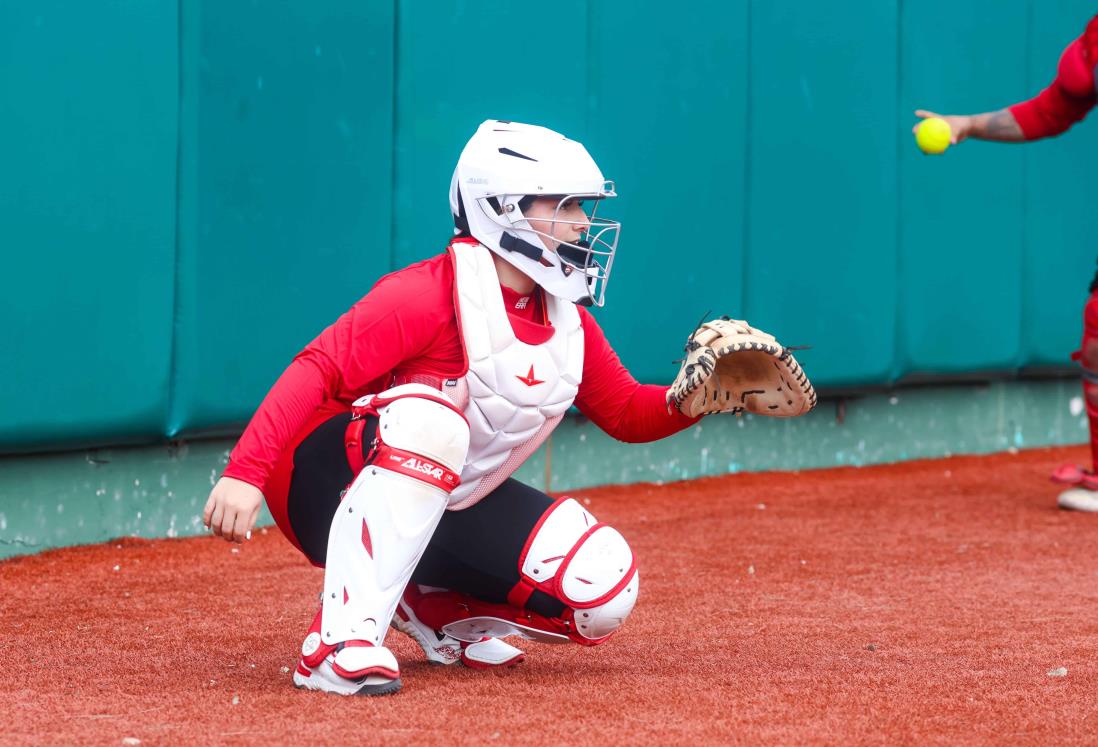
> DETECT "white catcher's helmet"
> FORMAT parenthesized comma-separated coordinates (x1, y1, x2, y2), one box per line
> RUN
(450, 120, 621, 307)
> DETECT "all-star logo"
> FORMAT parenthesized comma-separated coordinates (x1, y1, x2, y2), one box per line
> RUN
(516, 365, 545, 387)
(399, 456, 445, 481)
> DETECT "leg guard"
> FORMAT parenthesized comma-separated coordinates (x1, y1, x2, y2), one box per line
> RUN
(406, 497, 639, 647)
(302, 384, 469, 688)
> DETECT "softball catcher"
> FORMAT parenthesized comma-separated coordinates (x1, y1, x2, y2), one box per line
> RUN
(203, 120, 816, 695)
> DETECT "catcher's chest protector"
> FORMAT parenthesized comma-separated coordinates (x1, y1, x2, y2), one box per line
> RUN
(446, 242, 583, 509)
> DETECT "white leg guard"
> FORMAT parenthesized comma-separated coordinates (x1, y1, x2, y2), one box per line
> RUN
(304, 384, 469, 689)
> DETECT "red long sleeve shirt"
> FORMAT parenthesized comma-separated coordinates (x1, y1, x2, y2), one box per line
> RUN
(1008, 15, 1098, 139)
(224, 251, 697, 491)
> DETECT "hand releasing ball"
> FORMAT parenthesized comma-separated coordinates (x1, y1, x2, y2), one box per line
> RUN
(915, 117, 951, 155)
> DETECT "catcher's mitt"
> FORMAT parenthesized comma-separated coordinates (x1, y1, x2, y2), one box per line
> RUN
(668, 317, 817, 418)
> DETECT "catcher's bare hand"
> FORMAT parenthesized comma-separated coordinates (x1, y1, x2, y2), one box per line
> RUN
(203, 476, 264, 544)
(668, 316, 816, 419)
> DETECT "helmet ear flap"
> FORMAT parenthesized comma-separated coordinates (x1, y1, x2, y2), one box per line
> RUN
(453, 190, 471, 237)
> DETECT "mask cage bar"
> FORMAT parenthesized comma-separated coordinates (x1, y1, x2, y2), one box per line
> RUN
(475, 182, 621, 307)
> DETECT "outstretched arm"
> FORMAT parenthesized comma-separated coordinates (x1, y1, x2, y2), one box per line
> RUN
(912, 26, 1097, 144)
(912, 108, 1025, 145)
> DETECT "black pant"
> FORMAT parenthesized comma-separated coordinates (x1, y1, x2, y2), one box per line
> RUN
(286, 413, 565, 618)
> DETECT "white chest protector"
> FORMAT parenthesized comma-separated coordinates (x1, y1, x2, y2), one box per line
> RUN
(444, 242, 584, 509)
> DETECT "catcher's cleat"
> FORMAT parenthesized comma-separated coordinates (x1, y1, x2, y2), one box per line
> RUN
(293, 655, 402, 696)
(1057, 487, 1098, 513)
(293, 607, 401, 696)
(391, 589, 463, 666)
(392, 586, 526, 669)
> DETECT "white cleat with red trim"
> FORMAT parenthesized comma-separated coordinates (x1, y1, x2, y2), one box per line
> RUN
(391, 590, 463, 665)
(293, 608, 402, 696)
(391, 585, 525, 669)
(293, 653, 402, 696)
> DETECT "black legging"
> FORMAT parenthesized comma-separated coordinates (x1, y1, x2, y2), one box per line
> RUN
(286, 412, 566, 619)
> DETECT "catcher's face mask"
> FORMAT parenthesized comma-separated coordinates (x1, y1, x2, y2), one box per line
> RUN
(516, 193, 620, 308)
(451, 119, 622, 307)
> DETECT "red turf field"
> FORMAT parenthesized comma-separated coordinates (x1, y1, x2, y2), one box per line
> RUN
(3, 445, 1096, 745)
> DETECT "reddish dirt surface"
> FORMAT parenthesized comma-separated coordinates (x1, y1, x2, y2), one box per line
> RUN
(3, 445, 1097, 746)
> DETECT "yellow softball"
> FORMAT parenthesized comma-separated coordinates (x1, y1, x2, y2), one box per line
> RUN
(915, 117, 951, 155)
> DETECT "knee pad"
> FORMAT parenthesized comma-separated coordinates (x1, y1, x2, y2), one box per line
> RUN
(512, 497, 639, 643)
(319, 384, 469, 649)
(431, 497, 640, 646)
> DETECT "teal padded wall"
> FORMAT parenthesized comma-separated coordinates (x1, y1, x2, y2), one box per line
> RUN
(900, 0, 1029, 375)
(390, 0, 590, 271)
(169, 0, 395, 435)
(0, 0, 1094, 453)
(0, 2, 178, 451)
(746, 1, 900, 387)
(589, 0, 752, 388)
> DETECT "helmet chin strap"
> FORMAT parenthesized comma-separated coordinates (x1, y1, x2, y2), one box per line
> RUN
(500, 232, 554, 267)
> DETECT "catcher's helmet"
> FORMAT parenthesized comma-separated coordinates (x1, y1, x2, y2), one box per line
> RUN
(450, 120, 620, 307)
